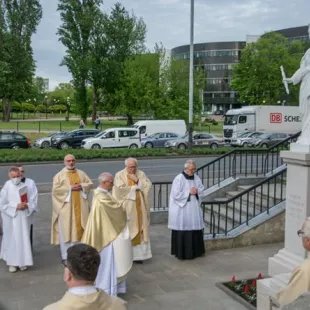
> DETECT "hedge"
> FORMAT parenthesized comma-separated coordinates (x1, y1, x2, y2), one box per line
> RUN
(0, 147, 236, 163)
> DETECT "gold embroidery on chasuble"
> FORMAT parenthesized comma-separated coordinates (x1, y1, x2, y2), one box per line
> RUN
(67, 171, 83, 240)
(128, 177, 143, 245)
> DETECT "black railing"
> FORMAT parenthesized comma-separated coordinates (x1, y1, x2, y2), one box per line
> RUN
(201, 168, 287, 237)
(196, 131, 300, 188)
(151, 182, 172, 211)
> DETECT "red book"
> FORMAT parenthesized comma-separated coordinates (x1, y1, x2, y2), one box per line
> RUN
(19, 186, 28, 203)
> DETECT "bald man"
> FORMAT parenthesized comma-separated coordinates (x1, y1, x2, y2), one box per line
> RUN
(277, 218, 310, 306)
(51, 154, 93, 261)
(113, 158, 152, 263)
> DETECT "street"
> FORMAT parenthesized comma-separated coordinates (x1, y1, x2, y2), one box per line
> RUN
(0, 157, 215, 184)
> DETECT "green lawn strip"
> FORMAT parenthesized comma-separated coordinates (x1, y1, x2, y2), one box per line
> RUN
(0, 120, 223, 135)
(0, 147, 234, 163)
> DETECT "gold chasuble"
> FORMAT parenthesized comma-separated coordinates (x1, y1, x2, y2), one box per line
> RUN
(67, 170, 83, 240)
(127, 178, 143, 246)
(51, 168, 93, 245)
(81, 189, 127, 252)
(113, 169, 152, 244)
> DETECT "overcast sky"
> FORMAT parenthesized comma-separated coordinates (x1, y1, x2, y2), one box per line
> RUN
(33, 0, 309, 90)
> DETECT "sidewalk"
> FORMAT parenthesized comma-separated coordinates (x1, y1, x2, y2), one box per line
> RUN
(0, 193, 282, 310)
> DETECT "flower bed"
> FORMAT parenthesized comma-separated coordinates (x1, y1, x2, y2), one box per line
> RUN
(217, 273, 264, 309)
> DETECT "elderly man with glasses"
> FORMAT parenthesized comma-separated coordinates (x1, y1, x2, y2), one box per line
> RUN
(276, 218, 310, 306)
(82, 172, 135, 296)
(168, 159, 205, 260)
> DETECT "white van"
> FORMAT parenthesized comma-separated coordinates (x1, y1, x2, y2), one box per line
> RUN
(132, 120, 186, 139)
(81, 127, 141, 149)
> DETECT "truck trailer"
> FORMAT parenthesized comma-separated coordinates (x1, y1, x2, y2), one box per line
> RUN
(223, 106, 301, 142)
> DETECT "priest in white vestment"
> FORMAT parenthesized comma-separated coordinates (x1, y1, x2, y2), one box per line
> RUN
(18, 165, 38, 248)
(51, 154, 93, 261)
(276, 218, 310, 306)
(0, 167, 36, 272)
(82, 172, 134, 296)
(113, 158, 152, 263)
(168, 159, 205, 260)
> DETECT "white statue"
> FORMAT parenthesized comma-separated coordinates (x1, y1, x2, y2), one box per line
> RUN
(284, 24, 310, 145)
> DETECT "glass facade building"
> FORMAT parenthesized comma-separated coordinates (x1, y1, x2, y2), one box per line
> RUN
(171, 25, 308, 113)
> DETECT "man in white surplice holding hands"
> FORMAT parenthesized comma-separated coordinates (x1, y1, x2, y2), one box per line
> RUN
(168, 159, 205, 260)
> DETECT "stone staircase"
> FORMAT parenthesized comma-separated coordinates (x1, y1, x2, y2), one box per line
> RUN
(203, 182, 286, 235)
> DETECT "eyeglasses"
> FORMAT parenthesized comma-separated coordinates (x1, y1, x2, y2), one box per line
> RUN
(62, 259, 68, 267)
(297, 230, 305, 237)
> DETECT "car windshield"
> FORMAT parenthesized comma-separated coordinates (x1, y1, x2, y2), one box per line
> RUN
(258, 133, 271, 139)
(250, 132, 264, 138)
(95, 131, 106, 138)
(238, 132, 251, 138)
(224, 115, 238, 125)
(148, 133, 158, 138)
(181, 134, 188, 139)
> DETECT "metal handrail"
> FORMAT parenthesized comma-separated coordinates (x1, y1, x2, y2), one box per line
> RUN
(201, 167, 287, 237)
(203, 168, 286, 205)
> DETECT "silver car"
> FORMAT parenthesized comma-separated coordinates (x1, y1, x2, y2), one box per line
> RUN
(165, 133, 225, 150)
(33, 131, 67, 148)
(230, 132, 264, 147)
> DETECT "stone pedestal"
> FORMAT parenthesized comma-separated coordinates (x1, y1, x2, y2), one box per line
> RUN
(257, 150, 310, 309)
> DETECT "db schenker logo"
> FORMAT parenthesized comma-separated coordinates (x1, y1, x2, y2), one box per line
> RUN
(270, 113, 282, 123)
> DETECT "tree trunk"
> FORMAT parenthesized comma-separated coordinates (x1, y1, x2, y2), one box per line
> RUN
(92, 87, 98, 121)
(2, 98, 12, 122)
(126, 114, 133, 126)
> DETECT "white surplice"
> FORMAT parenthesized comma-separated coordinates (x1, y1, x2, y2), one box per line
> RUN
(22, 178, 38, 226)
(168, 173, 205, 231)
(0, 180, 35, 267)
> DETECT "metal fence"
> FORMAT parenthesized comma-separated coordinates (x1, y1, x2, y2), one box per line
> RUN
(201, 168, 287, 237)
(151, 182, 172, 211)
(196, 131, 299, 188)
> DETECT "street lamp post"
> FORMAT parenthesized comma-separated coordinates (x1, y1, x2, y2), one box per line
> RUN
(188, 0, 194, 149)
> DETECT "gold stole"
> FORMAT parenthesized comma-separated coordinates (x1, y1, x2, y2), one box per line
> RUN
(128, 177, 143, 245)
(67, 171, 83, 240)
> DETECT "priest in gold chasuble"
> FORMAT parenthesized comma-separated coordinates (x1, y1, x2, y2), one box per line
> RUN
(51, 154, 93, 260)
(113, 158, 152, 263)
(82, 172, 135, 296)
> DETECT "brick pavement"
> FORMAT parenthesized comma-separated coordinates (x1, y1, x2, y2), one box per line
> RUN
(0, 193, 282, 310)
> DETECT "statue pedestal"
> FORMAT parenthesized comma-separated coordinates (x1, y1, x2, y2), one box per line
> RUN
(257, 149, 310, 309)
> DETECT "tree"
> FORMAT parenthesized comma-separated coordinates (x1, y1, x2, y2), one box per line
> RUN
(103, 3, 147, 113)
(0, 0, 42, 121)
(115, 54, 159, 125)
(57, 0, 102, 122)
(154, 48, 204, 123)
(230, 32, 307, 105)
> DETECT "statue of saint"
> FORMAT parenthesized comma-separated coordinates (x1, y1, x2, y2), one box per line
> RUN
(284, 24, 310, 145)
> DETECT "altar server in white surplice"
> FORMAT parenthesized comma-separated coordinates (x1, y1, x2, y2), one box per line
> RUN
(168, 159, 205, 260)
(0, 166, 36, 273)
(82, 172, 135, 296)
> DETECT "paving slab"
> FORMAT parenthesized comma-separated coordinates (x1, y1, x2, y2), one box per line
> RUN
(0, 193, 283, 310)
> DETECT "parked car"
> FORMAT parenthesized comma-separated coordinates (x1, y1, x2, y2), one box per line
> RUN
(51, 129, 100, 149)
(213, 110, 225, 116)
(81, 127, 141, 149)
(249, 132, 290, 148)
(0, 131, 31, 149)
(165, 133, 225, 150)
(141, 132, 181, 148)
(33, 131, 68, 148)
(230, 131, 264, 147)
